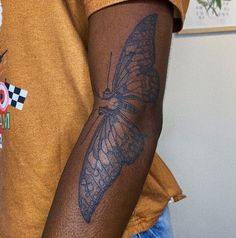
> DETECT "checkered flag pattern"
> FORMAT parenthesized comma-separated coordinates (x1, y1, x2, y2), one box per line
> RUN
(5, 82, 28, 110)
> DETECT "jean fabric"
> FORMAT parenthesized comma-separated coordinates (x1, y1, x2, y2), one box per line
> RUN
(132, 207, 174, 238)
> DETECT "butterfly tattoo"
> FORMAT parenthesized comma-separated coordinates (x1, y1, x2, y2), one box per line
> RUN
(79, 14, 160, 223)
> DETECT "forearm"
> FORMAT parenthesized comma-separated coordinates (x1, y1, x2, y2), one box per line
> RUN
(43, 1, 173, 237)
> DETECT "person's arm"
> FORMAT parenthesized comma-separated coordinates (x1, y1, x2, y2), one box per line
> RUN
(43, 1, 173, 237)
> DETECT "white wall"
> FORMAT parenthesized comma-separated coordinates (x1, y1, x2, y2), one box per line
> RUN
(157, 32, 236, 238)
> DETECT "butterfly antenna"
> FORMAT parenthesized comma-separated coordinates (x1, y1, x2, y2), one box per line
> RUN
(106, 52, 112, 89)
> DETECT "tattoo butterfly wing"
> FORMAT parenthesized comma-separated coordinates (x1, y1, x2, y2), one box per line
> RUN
(112, 14, 159, 103)
(79, 14, 158, 222)
(79, 111, 144, 222)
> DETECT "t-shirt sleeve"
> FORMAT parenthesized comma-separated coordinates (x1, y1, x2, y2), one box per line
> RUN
(82, 0, 190, 32)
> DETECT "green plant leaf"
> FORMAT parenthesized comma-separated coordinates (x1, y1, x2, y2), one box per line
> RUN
(197, 0, 208, 7)
(215, 0, 222, 9)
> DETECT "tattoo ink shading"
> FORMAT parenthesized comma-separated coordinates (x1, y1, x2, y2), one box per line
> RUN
(79, 14, 160, 222)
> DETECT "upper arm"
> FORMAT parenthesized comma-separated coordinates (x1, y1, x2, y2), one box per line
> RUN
(86, 1, 174, 139)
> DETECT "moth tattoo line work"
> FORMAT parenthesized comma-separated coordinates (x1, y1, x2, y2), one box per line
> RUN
(79, 14, 160, 223)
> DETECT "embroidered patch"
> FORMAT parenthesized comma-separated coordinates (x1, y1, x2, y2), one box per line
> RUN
(0, 50, 28, 148)
(0, 81, 9, 112)
(5, 82, 28, 110)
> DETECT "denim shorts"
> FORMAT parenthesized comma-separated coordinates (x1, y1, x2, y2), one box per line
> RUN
(132, 207, 174, 238)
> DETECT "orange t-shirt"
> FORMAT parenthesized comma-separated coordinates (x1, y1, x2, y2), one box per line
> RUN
(0, 0, 189, 237)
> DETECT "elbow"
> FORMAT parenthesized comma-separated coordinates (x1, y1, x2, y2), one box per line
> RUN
(129, 103, 163, 141)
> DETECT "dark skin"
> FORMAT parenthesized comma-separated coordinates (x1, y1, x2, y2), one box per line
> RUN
(43, 1, 173, 237)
